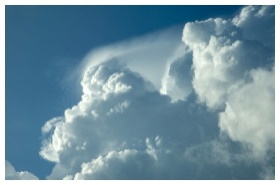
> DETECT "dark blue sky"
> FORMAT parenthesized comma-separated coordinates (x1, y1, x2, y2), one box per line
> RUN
(5, 5, 242, 179)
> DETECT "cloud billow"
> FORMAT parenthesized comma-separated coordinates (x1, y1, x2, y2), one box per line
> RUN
(38, 5, 274, 180)
(5, 161, 38, 180)
(182, 5, 274, 159)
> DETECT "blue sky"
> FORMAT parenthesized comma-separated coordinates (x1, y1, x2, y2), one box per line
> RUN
(5, 5, 275, 180)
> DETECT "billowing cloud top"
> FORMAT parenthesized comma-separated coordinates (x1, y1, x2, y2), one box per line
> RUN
(25, 5, 275, 180)
(182, 5, 274, 159)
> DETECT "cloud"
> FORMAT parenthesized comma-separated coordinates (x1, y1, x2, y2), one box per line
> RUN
(232, 5, 275, 47)
(183, 136, 274, 179)
(68, 26, 192, 103)
(40, 59, 219, 179)
(219, 68, 275, 159)
(182, 15, 274, 109)
(73, 148, 156, 180)
(160, 46, 193, 102)
(78, 26, 186, 91)
(182, 5, 274, 159)
(5, 161, 38, 180)
(38, 5, 274, 180)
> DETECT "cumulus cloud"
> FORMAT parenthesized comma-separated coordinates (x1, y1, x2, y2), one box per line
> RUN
(182, 17, 273, 109)
(219, 68, 275, 159)
(160, 46, 193, 102)
(232, 5, 275, 47)
(40, 59, 219, 179)
(79, 26, 186, 91)
(38, 5, 274, 180)
(5, 161, 38, 180)
(184, 135, 274, 179)
(182, 5, 274, 159)
(73, 148, 156, 180)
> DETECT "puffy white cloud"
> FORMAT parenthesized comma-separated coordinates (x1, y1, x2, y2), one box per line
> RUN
(5, 161, 38, 180)
(182, 13, 274, 109)
(219, 68, 275, 159)
(39, 5, 274, 180)
(40, 59, 219, 179)
(75, 26, 193, 102)
(182, 5, 274, 159)
(79, 27, 185, 91)
(232, 5, 275, 47)
(73, 148, 156, 180)
(40, 59, 161, 170)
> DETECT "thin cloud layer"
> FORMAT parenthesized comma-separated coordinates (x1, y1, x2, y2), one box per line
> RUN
(37, 5, 274, 180)
(5, 161, 38, 180)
